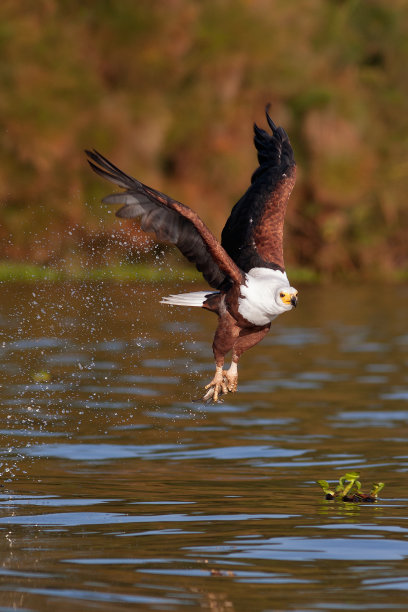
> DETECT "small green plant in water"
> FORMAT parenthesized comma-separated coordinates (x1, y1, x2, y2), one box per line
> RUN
(32, 371, 52, 383)
(317, 472, 384, 503)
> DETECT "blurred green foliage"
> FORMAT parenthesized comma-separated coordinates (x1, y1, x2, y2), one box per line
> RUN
(0, 0, 407, 279)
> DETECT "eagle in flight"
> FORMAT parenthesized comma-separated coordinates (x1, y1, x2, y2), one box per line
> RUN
(86, 107, 298, 401)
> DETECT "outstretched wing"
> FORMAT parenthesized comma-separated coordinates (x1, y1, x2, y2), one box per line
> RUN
(85, 150, 243, 290)
(221, 107, 296, 273)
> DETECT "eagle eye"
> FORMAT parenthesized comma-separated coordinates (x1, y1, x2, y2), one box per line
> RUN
(280, 292, 285, 298)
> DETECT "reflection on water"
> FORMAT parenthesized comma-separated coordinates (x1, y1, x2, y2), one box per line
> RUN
(0, 281, 407, 611)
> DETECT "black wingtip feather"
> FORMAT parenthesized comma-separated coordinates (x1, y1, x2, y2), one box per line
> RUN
(252, 107, 295, 177)
(85, 149, 141, 190)
(265, 104, 278, 132)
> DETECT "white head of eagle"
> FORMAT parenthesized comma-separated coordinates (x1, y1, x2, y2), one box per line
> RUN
(238, 268, 298, 327)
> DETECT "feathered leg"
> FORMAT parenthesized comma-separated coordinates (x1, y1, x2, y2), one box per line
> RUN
(203, 311, 240, 402)
(203, 314, 271, 402)
(222, 324, 271, 396)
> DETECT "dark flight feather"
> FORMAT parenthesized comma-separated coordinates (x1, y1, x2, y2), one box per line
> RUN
(221, 106, 296, 273)
(85, 149, 243, 290)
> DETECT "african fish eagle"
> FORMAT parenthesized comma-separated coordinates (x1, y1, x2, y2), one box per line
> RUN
(86, 107, 298, 401)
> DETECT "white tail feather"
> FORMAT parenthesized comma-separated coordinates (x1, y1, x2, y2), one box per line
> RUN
(160, 291, 218, 307)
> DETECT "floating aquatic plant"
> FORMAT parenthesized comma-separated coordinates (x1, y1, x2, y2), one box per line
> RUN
(32, 371, 52, 383)
(317, 472, 384, 503)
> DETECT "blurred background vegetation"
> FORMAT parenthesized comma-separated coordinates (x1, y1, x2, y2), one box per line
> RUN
(1, 0, 407, 281)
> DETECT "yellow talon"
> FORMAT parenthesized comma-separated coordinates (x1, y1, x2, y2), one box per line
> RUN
(203, 367, 229, 402)
(203, 364, 238, 402)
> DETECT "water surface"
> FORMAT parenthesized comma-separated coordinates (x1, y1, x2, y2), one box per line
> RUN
(0, 281, 407, 611)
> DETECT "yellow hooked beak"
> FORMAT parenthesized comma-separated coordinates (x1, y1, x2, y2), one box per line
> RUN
(280, 291, 298, 307)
